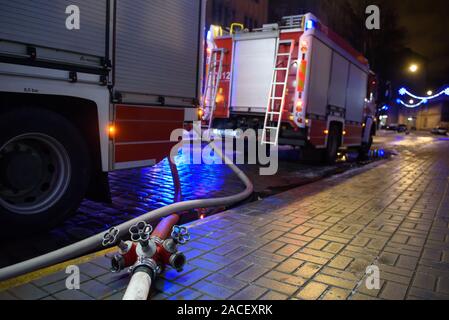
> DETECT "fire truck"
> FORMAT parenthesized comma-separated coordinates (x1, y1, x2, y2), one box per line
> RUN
(0, 0, 204, 230)
(201, 13, 377, 163)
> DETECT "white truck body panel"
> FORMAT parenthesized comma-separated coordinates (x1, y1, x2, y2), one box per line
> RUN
(345, 64, 368, 122)
(306, 38, 332, 117)
(0, 0, 107, 64)
(328, 53, 350, 109)
(230, 34, 277, 113)
(302, 30, 369, 123)
(114, 0, 203, 102)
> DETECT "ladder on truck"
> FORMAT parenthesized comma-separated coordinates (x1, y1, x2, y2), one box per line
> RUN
(261, 40, 295, 146)
(201, 48, 225, 130)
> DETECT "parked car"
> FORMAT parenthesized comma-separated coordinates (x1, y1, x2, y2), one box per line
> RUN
(397, 124, 408, 133)
(431, 127, 449, 135)
(386, 124, 398, 131)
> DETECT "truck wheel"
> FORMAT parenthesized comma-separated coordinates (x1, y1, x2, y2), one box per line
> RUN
(358, 136, 373, 160)
(0, 108, 91, 234)
(324, 126, 340, 165)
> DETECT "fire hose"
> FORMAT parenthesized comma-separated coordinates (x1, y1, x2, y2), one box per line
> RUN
(0, 127, 254, 284)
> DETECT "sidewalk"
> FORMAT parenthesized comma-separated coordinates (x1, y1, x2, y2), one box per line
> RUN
(1, 140, 449, 300)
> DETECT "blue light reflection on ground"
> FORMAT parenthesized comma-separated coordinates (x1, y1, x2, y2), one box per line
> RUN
(79, 147, 240, 234)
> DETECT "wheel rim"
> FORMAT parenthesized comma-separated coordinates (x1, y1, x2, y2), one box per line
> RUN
(0, 133, 71, 215)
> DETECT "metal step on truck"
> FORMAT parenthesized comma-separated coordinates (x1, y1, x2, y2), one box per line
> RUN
(201, 13, 378, 164)
(0, 0, 205, 231)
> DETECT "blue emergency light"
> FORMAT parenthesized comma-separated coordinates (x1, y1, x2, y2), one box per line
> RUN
(305, 19, 316, 30)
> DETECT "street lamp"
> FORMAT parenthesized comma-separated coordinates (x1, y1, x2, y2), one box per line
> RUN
(427, 90, 433, 96)
(408, 64, 419, 73)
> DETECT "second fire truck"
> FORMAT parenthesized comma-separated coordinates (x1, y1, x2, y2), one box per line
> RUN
(202, 13, 377, 163)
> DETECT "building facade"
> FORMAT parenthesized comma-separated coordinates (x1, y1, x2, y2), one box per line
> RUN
(398, 101, 449, 130)
(206, 0, 269, 29)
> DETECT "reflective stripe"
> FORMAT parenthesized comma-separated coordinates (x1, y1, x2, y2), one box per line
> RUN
(297, 60, 307, 92)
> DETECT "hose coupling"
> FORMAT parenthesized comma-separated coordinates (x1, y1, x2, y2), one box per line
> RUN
(162, 238, 178, 254)
(168, 252, 187, 272)
(132, 257, 159, 280)
(110, 241, 137, 273)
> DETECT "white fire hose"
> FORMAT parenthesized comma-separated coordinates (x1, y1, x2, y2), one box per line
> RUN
(0, 127, 254, 286)
(123, 271, 152, 300)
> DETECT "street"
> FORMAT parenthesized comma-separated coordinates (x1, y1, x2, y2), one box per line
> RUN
(0, 131, 393, 268)
(1, 130, 448, 300)
(0, 130, 438, 269)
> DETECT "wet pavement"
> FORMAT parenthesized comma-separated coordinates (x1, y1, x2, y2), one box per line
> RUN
(0, 134, 392, 268)
(2, 130, 448, 300)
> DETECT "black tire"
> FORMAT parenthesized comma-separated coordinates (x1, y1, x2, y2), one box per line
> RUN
(324, 125, 340, 165)
(0, 107, 91, 234)
(358, 135, 373, 160)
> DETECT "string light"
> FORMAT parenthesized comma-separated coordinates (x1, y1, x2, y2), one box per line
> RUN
(396, 98, 428, 108)
(398, 87, 449, 100)
(397, 87, 449, 108)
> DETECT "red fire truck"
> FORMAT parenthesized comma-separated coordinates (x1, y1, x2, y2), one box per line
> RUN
(201, 13, 377, 163)
(0, 0, 204, 230)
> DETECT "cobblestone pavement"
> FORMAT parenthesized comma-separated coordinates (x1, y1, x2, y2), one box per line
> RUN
(1, 132, 448, 300)
(0, 141, 383, 268)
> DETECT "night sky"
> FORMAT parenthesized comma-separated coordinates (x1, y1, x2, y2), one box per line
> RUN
(396, 0, 449, 87)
